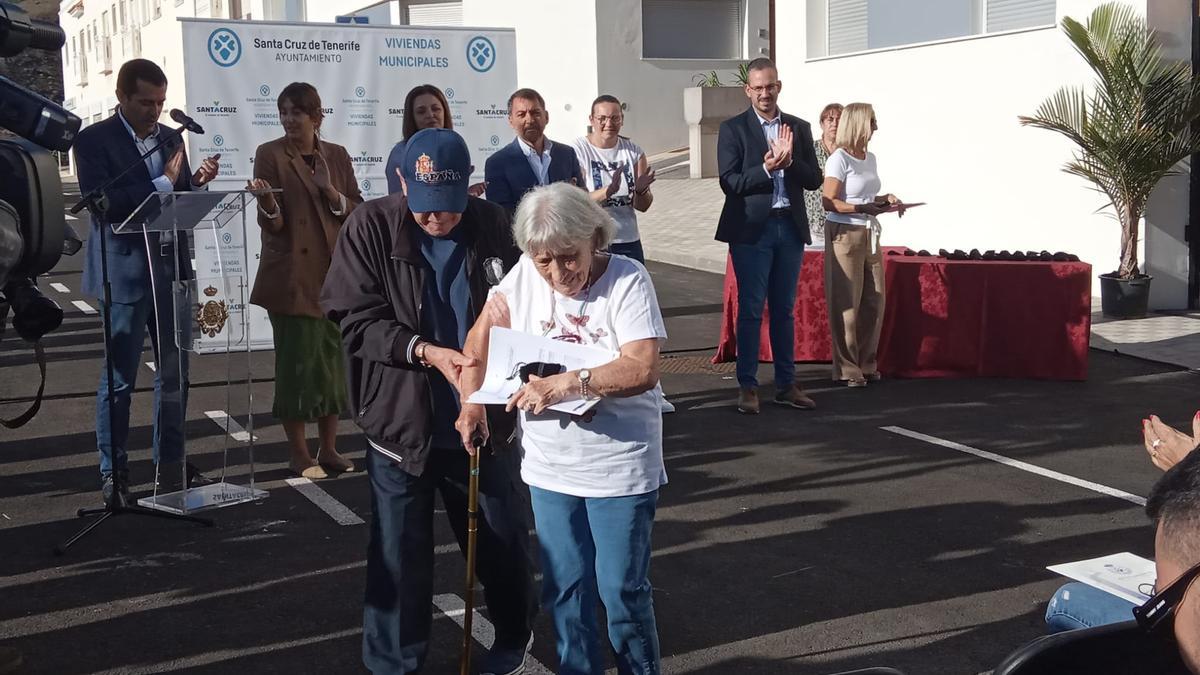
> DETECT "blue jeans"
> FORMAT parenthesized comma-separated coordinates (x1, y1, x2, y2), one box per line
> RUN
(96, 282, 191, 477)
(1045, 582, 1138, 633)
(609, 240, 646, 265)
(729, 215, 805, 388)
(528, 485, 660, 675)
(363, 448, 537, 674)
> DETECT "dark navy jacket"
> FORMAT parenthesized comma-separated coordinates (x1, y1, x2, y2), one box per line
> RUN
(483, 137, 584, 215)
(74, 112, 195, 303)
(714, 108, 821, 246)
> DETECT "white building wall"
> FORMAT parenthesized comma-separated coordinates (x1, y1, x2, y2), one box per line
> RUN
(305, 0, 398, 22)
(594, 0, 769, 155)
(60, 0, 314, 174)
(1143, 0, 1192, 309)
(776, 0, 1192, 308)
(460, 0, 600, 144)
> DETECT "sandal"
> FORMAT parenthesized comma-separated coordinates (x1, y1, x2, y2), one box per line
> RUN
(290, 462, 329, 480)
(317, 450, 357, 474)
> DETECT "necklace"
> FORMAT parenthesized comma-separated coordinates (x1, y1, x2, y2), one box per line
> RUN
(541, 254, 603, 339)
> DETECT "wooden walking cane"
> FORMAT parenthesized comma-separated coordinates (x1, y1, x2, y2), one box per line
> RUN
(460, 438, 483, 675)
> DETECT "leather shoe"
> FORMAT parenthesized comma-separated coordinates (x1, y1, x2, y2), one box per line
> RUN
(774, 385, 817, 410)
(736, 387, 760, 415)
(156, 462, 215, 493)
(100, 472, 130, 508)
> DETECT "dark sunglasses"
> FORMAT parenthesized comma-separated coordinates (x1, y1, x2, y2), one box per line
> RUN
(1134, 560, 1200, 636)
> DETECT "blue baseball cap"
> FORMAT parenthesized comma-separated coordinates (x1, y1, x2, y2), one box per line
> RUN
(401, 128, 472, 213)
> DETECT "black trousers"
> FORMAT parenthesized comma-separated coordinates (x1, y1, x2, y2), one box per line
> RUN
(362, 445, 538, 674)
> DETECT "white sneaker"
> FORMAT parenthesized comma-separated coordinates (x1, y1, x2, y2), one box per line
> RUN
(660, 398, 676, 414)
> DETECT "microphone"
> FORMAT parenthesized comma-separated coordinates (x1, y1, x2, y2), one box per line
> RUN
(169, 109, 205, 134)
(483, 257, 505, 287)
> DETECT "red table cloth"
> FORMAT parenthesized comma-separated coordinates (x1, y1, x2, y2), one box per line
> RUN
(714, 252, 1092, 380)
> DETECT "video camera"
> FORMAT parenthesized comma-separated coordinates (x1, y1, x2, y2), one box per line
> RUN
(0, 0, 82, 343)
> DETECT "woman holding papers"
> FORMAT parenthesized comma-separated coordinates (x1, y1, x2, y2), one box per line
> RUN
(245, 82, 362, 478)
(821, 102, 904, 387)
(457, 182, 667, 675)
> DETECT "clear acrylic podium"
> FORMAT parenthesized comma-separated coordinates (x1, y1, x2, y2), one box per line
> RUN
(114, 189, 277, 514)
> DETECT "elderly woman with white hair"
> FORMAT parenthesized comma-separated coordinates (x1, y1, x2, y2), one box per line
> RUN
(456, 181, 666, 675)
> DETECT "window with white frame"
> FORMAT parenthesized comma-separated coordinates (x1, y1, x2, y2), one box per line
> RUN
(404, 1, 462, 26)
(642, 0, 744, 60)
(811, 0, 1055, 58)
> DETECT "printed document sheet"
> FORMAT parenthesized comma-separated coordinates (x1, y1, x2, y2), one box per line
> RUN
(467, 327, 617, 416)
(1047, 552, 1155, 605)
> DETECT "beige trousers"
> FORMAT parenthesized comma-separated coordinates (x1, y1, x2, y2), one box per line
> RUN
(824, 221, 886, 381)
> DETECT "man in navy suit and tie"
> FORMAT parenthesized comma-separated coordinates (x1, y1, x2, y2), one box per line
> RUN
(73, 59, 221, 507)
(715, 58, 822, 415)
(484, 88, 584, 215)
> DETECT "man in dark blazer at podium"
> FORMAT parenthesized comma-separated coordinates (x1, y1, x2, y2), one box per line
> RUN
(715, 57, 822, 416)
(73, 58, 221, 507)
(484, 88, 584, 215)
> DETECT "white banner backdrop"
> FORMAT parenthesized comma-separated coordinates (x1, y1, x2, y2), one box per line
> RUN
(180, 18, 517, 352)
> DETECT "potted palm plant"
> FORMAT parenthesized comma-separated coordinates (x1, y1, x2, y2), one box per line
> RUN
(1020, 2, 1200, 318)
(685, 63, 750, 178)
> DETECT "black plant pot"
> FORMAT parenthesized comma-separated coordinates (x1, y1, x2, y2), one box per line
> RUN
(1099, 273, 1153, 319)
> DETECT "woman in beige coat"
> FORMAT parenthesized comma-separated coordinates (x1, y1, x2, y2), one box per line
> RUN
(246, 82, 363, 478)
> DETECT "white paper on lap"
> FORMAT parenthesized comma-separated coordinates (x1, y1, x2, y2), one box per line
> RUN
(1047, 552, 1155, 605)
(467, 326, 617, 415)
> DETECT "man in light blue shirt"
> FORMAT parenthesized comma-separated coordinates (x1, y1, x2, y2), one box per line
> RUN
(714, 58, 822, 415)
(73, 58, 221, 507)
(484, 88, 584, 216)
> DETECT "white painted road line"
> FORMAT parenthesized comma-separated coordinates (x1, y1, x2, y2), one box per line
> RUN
(204, 409, 257, 442)
(432, 593, 553, 674)
(71, 300, 96, 314)
(146, 361, 156, 372)
(49, 282, 70, 293)
(882, 425, 1147, 506)
(285, 477, 365, 525)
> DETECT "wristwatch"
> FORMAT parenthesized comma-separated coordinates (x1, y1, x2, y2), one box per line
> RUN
(578, 369, 593, 400)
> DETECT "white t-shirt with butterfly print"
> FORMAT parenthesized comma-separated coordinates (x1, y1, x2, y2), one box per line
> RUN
(492, 253, 669, 498)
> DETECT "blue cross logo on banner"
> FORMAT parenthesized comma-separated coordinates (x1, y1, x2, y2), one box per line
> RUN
(361, 179, 372, 192)
(213, 134, 224, 147)
(355, 86, 366, 98)
(445, 87, 455, 100)
(490, 135, 500, 146)
(208, 28, 242, 67)
(467, 36, 496, 73)
(222, 232, 233, 244)
(260, 84, 271, 97)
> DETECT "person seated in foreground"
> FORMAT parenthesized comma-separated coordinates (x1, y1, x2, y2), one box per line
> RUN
(1041, 410, 1200, 653)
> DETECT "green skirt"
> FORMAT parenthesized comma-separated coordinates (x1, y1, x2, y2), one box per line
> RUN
(269, 313, 348, 422)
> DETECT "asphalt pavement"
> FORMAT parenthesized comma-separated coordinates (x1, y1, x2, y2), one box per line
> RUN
(0, 190, 1190, 674)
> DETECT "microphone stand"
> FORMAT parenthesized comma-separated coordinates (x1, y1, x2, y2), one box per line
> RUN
(56, 122, 213, 555)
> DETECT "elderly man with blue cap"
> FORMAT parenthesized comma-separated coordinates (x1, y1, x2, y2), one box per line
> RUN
(321, 128, 536, 675)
